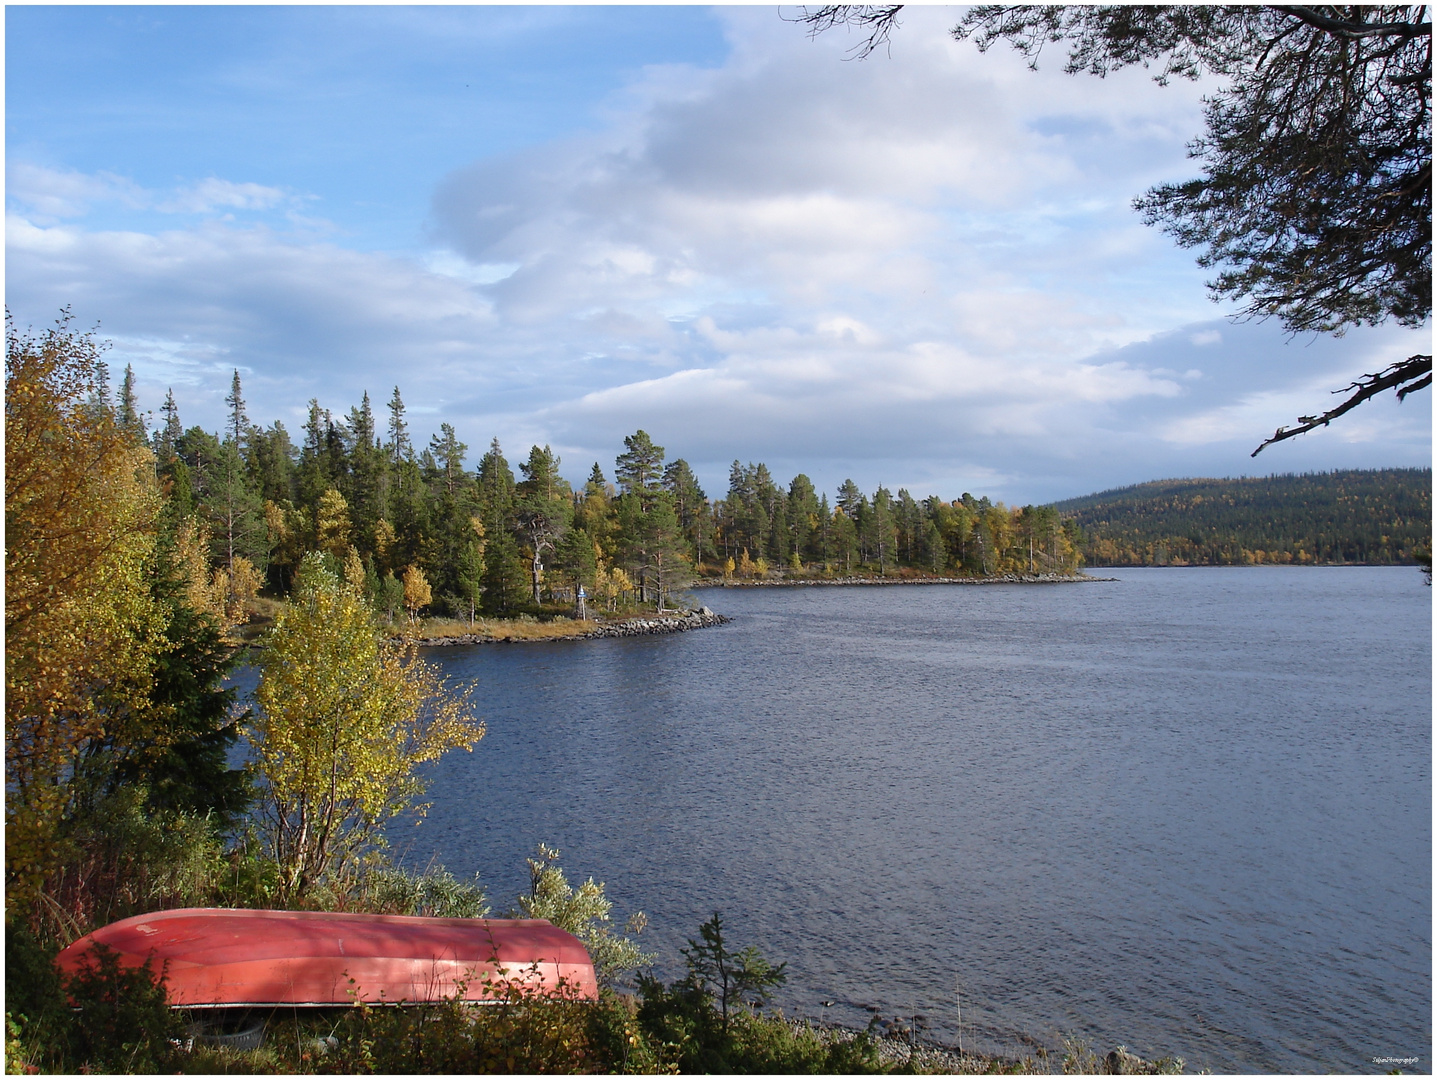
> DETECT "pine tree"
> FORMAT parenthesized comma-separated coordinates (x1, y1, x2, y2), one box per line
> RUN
(615, 429, 665, 507)
(515, 445, 572, 604)
(428, 423, 468, 496)
(663, 458, 710, 567)
(224, 369, 250, 448)
(616, 489, 688, 608)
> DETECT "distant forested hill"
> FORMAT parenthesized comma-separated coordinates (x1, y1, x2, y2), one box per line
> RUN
(1054, 469, 1431, 567)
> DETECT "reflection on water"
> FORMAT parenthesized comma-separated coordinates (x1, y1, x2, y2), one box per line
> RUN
(395, 568, 1427, 1073)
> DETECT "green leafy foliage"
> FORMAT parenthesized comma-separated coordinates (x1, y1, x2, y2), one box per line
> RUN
(350, 863, 490, 919)
(249, 553, 483, 902)
(61, 942, 184, 1074)
(518, 843, 655, 987)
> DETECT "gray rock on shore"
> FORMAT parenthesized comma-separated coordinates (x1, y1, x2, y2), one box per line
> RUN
(576, 608, 729, 640)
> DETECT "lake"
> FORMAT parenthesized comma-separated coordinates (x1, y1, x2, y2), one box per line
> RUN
(404, 568, 1430, 1073)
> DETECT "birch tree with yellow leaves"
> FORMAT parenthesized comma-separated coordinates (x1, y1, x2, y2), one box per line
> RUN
(5, 312, 164, 911)
(249, 553, 483, 902)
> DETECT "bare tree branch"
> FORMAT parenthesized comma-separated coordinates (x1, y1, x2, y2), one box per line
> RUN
(1251, 353, 1432, 455)
(1276, 6, 1432, 41)
(789, 5, 905, 59)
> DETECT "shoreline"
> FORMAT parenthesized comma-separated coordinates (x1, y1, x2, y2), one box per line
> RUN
(780, 1018, 1184, 1075)
(706, 572, 1115, 587)
(410, 607, 730, 647)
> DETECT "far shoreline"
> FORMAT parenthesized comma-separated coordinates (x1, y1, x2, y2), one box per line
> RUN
(703, 571, 1114, 587)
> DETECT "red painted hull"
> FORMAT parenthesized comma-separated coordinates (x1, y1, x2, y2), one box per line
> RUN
(55, 908, 598, 1007)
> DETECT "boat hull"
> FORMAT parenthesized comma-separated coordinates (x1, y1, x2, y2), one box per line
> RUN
(55, 908, 598, 1007)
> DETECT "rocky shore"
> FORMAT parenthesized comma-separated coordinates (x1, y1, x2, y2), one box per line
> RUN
(714, 572, 1112, 587)
(410, 607, 729, 647)
(787, 1020, 1182, 1075)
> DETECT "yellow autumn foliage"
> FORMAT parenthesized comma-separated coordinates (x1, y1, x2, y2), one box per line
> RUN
(249, 553, 483, 901)
(402, 564, 432, 622)
(5, 315, 165, 910)
(315, 487, 351, 559)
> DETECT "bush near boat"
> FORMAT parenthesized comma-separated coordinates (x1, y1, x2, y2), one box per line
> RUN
(7, 904, 1185, 1074)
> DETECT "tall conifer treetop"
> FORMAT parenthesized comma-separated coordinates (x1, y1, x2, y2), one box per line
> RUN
(224, 369, 250, 448)
(615, 430, 665, 498)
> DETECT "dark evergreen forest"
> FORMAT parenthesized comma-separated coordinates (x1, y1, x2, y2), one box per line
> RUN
(1056, 470, 1432, 567)
(144, 372, 1089, 628)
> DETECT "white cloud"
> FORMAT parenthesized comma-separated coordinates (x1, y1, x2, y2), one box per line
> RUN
(8, 161, 294, 221)
(7, 9, 1428, 505)
(159, 178, 288, 214)
(7, 162, 146, 221)
(6, 213, 503, 433)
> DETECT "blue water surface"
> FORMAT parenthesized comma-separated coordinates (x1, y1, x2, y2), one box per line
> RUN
(393, 568, 1430, 1073)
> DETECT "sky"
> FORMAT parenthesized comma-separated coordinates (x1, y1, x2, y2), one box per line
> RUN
(6, 5, 1431, 506)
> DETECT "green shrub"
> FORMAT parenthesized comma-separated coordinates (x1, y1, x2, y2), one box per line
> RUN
(61, 941, 184, 1073)
(293, 965, 604, 1074)
(633, 913, 884, 1074)
(517, 844, 654, 987)
(4, 922, 69, 1073)
(41, 786, 230, 934)
(350, 864, 490, 919)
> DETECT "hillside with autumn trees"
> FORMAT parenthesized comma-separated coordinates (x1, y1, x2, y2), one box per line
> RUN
(1057, 471, 1431, 568)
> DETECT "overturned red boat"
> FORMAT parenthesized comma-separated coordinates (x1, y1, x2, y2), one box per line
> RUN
(55, 908, 598, 1008)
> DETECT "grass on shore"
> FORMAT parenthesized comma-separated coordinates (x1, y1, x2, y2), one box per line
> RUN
(408, 616, 603, 640)
(234, 601, 686, 646)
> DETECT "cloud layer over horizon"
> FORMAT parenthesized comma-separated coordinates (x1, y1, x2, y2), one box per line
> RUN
(7, 6, 1429, 505)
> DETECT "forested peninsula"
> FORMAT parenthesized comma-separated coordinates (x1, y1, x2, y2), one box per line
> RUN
(1058, 470, 1431, 568)
(122, 369, 1086, 639)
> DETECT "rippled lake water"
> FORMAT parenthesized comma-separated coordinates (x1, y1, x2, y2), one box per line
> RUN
(382, 568, 1429, 1072)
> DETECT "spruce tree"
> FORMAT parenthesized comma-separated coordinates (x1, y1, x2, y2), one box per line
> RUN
(663, 458, 710, 567)
(788, 474, 820, 566)
(158, 388, 183, 462)
(118, 364, 145, 442)
(386, 386, 411, 463)
(224, 369, 250, 448)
